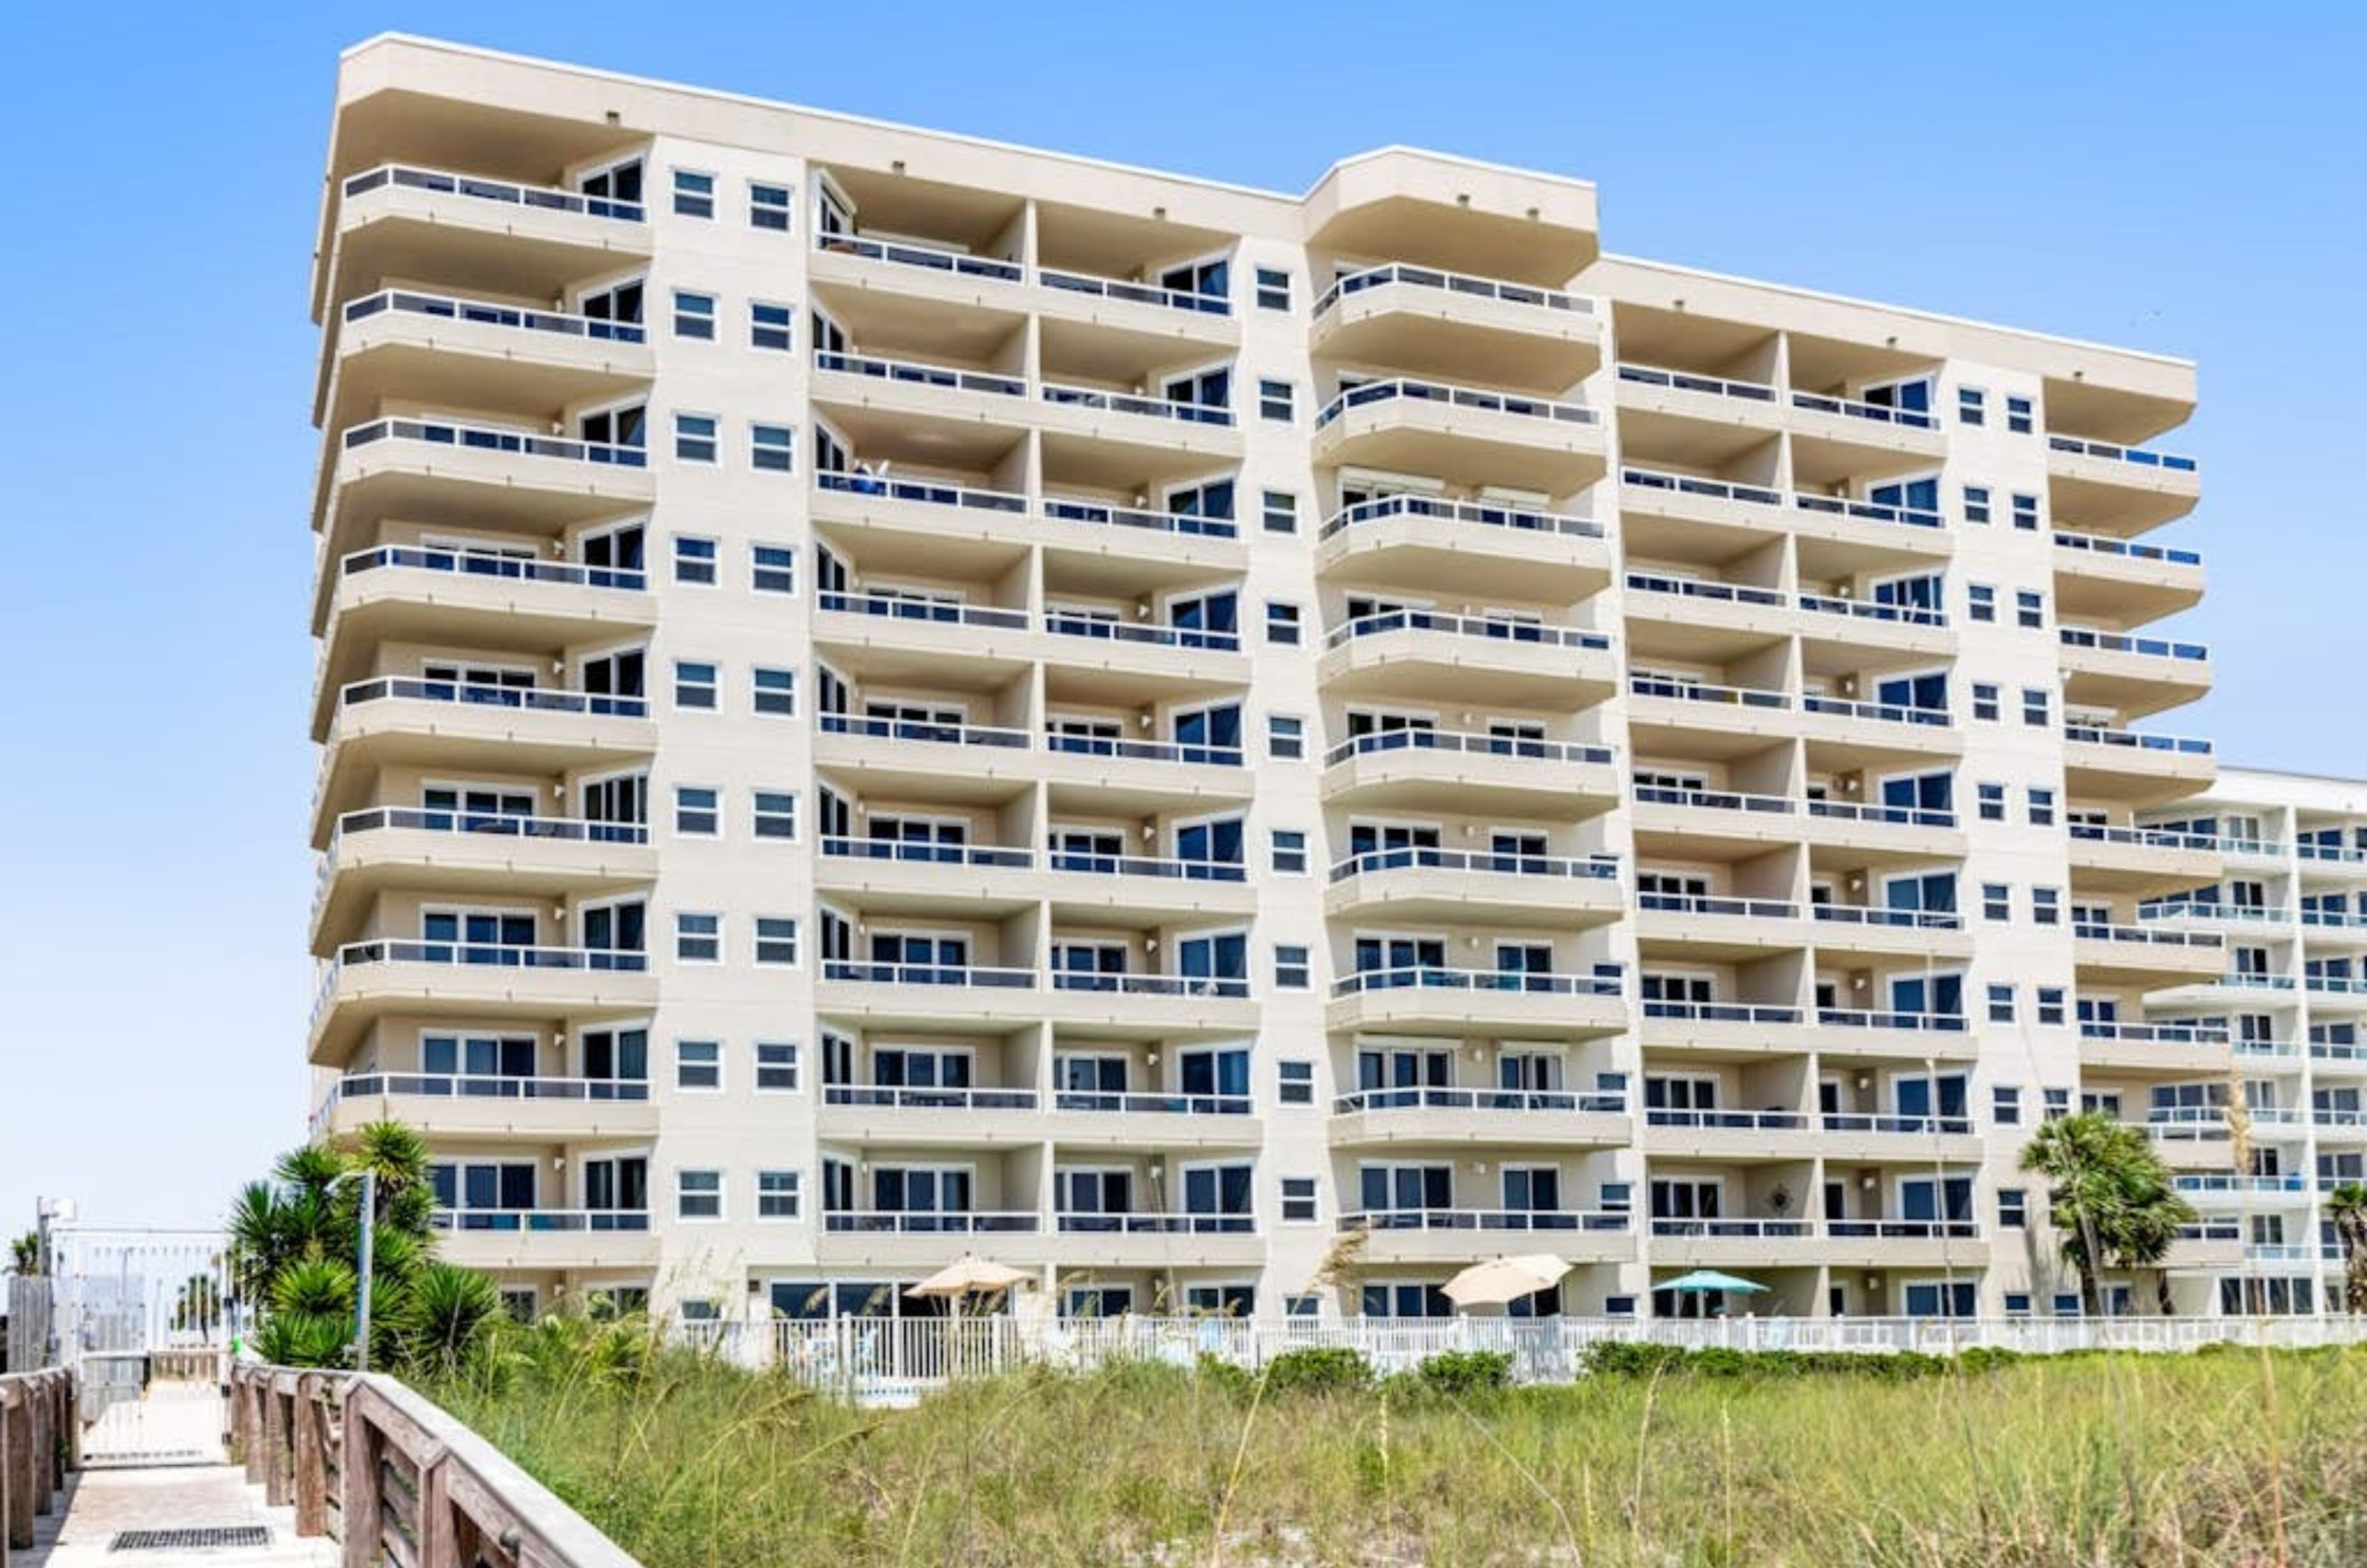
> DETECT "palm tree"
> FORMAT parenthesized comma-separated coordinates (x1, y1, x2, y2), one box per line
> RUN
(2328, 1183, 2367, 1314)
(2019, 1111, 2197, 1314)
(7, 1232, 38, 1277)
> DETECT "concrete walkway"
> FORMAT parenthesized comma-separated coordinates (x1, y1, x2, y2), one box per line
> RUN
(18, 1388, 334, 1568)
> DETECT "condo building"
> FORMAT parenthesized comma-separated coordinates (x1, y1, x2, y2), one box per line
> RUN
(305, 34, 2229, 1326)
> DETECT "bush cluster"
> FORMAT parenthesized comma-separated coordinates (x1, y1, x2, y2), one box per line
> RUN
(1578, 1339, 2031, 1381)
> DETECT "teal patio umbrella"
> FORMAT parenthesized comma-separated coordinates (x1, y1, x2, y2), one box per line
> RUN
(1658, 1270, 1769, 1295)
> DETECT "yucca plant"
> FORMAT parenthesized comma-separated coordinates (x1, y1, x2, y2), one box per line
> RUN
(399, 1263, 507, 1380)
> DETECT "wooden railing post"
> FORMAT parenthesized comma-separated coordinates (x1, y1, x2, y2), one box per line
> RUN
(2, 1385, 34, 1553)
(242, 1374, 267, 1483)
(294, 1374, 328, 1537)
(339, 1384, 377, 1568)
(263, 1380, 291, 1507)
(28, 1387, 50, 1520)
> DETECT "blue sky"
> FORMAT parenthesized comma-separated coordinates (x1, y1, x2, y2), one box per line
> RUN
(0, 3, 2354, 1229)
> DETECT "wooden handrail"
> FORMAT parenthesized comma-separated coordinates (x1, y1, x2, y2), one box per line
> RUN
(0, 1368, 76, 1563)
(228, 1365, 641, 1568)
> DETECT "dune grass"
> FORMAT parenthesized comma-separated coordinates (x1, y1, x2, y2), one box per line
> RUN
(431, 1337, 2367, 1567)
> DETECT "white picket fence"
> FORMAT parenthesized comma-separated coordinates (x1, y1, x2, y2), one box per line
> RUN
(677, 1311, 2367, 1398)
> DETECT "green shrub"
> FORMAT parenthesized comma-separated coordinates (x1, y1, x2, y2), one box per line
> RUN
(1412, 1349, 1514, 1396)
(1578, 1340, 2017, 1382)
(1262, 1346, 1371, 1396)
(1193, 1352, 1257, 1400)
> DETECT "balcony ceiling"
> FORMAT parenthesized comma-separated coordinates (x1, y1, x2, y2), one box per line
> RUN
(1036, 200, 1234, 279)
(332, 91, 641, 184)
(826, 166, 1024, 251)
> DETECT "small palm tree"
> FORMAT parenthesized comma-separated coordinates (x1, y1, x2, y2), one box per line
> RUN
(7, 1231, 38, 1277)
(2019, 1110, 2196, 1314)
(2329, 1183, 2367, 1314)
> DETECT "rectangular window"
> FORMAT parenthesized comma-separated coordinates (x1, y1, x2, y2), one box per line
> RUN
(1993, 1084, 2022, 1126)
(675, 785, 720, 837)
(1255, 267, 1291, 310)
(753, 790, 799, 841)
(2010, 493, 2039, 531)
(675, 660, 718, 710)
(672, 169, 715, 218)
(674, 535, 718, 586)
(675, 413, 718, 463)
(752, 666, 797, 717)
(1957, 387, 1986, 426)
(2037, 990, 2067, 1028)
(676, 1040, 722, 1091)
(1982, 883, 2011, 922)
(1278, 1060, 1314, 1105)
(672, 290, 715, 339)
(2016, 589, 2044, 629)
(677, 1168, 723, 1220)
(2027, 787, 2056, 826)
(754, 916, 800, 967)
(1259, 379, 1294, 421)
(1272, 829, 1308, 874)
(1274, 944, 1311, 990)
(749, 182, 791, 231)
(676, 912, 722, 964)
(1978, 783, 2006, 822)
(1280, 1177, 1318, 1224)
(752, 424, 795, 473)
(1972, 683, 1999, 722)
(755, 1042, 800, 1092)
(2022, 688, 2050, 728)
(1266, 601, 1301, 645)
(1968, 584, 1996, 623)
(1262, 490, 1297, 534)
(752, 545, 796, 595)
(755, 1169, 800, 1218)
(1988, 984, 2016, 1024)
(1999, 1188, 2027, 1228)
(751, 302, 794, 351)
(1963, 485, 1991, 525)
(1269, 714, 1305, 760)
(2032, 887, 2061, 926)
(2006, 396, 2033, 435)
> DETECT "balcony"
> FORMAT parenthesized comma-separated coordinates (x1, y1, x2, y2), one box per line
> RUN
(2062, 724, 2215, 805)
(1321, 729, 1620, 816)
(1324, 848, 1623, 927)
(1640, 1000, 1976, 1063)
(1805, 903, 1976, 962)
(1311, 263, 1601, 388)
(815, 1212, 1044, 1270)
(2072, 919, 2227, 986)
(1785, 388, 1946, 461)
(1624, 677, 1956, 759)
(312, 1072, 655, 1143)
(1621, 572, 1951, 659)
(1041, 1088, 1264, 1152)
(1612, 362, 1780, 430)
(2076, 1019, 2233, 1075)
(2142, 1112, 2236, 1171)
(1314, 379, 1606, 493)
(319, 416, 652, 547)
(311, 808, 652, 951)
(811, 589, 1036, 681)
(320, 288, 651, 433)
(812, 713, 1036, 802)
(816, 1084, 1044, 1148)
(1326, 967, 1626, 1037)
(2051, 531, 2204, 625)
(1648, 1218, 1982, 1269)
(813, 837, 1039, 918)
(1642, 1110, 1981, 1163)
(2058, 628, 2212, 719)
(1813, 1008, 1976, 1057)
(1033, 729, 1255, 808)
(1618, 469, 1949, 568)
(2046, 433, 2201, 533)
(1035, 380, 1241, 462)
(1043, 850, 1261, 923)
(812, 349, 1030, 428)
(429, 1209, 657, 1272)
(2067, 821, 2220, 895)
(814, 959, 1042, 1029)
(1038, 1214, 1266, 1270)
(1315, 494, 1612, 601)
(1337, 1210, 1634, 1266)
(309, 939, 654, 1065)
(1041, 970, 1260, 1034)
(1328, 1086, 1629, 1149)
(1320, 611, 1616, 706)
(1628, 785, 1961, 862)
(315, 543, 653, 666)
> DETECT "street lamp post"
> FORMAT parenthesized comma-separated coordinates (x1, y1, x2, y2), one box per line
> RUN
(333, 1169, 379, 1372)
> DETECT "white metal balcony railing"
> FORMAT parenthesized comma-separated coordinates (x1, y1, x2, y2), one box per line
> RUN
(1323, 728, 1615, 771)
(1040, 610, 1243, 654)
(2175, 1174, 2309, 1195)
(1044, 731, 1244, 767)
(823, 1212, 1042, 1235)
(822, 1084, 1040, 1112)
(1790, 389, 1943, 431)
(1644, 1109, 1975, 1137)
(815, 229, 1023, 283)
(2303, 906, 2367, 930)
(1316, 378, 1599, 431)
(1640, 891, 1797, 920)
(1630, 675, 1948, 729)
(1631, 783, 1958, 831)
(820, 961, 1036, 989)
(329, 806, 649, 847)
(1811, 902, 1968, 933)
(1038, 266, 1230, 315)
(1615, 362, 1776, 404)
(329, 939, 649, 973)
(816, 589, 1029, 632)
(340, 288, 648, 345)
(1624, 570, 1948, 629)
(1040, 493, 1237, 539)
(1041, 380, 1235, 427)
(817, 713, 1030, 749)
(1642, 1001, 1803, 1025)
(1333, 967, 1622, 999)
(2062, 723, 2215, 758)
(2138, 902, 2290, 926)
(814, 350, 1027, 399)
(339, 544, 648, 593)
(1054, 1212, 1256, 1235)
(1044, 850, 1248, 882)
(1329, 848, 1618, 884)
(1049, 1089, 1255, 1116)
(340, 416, 648, 470)
(811, 468, 1243, 541)
(2059, 626, 2210, 662)
(1327, 609, 1613, 655)
(2073, 920, 2226, 950)
(1319, 493, 1604, 543)
(322, 1072, 651, 1109)
(1648, 1218, 1982, 1242)
(431, 1209, 652, 1234)
(1333, 1087, 1627, 1115)
(1817, 1008, 1971, 1035)
(2047, 433, 2200, 474)
(337, 677, 649, 720)
(1621, 466, 1943, 532)
(1314, 263, 1596, 319)
(1340, 1209, 1632, 1234)
(2077, 1020, 2229, 1045)
(2053, 530, 2204, 569)
(2069, 822, 2218, 854)
(2299, 839, 2367, 865)
(340, 163, 646, 223)
(818, 835, 1033, 871)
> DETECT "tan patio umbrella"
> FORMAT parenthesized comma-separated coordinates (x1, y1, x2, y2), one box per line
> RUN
(1441, 1254, 1571, 1309)
(908, 1254, 1028, 1299)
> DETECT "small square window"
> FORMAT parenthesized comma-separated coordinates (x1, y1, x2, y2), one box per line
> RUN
(2036, 988, 2067, 1027)
(1255, 267, 1291, 311)
(752, 544, 796, 595)
(1972, 683, 2000, 722)
(1286, 1294, 1321, 1318)
(1999, 1188, 2027, 1229)
(1982, 882, 2011, 922)
(1272, 829, 1308, 874)
(1977, 783, 2006, 822)
(1266, 601, 1301, 645)
(2016, 589, 2044, 629)
(1268, 714, 1305, 760)
(2006, 396, 2033, 435)
(1274, 944, 1311, 990)
(673, 535, 718, 586)
(672, 169, 715, 219)
(1280, 1177, 1318, 1224)
(675, 1039, 722, 1091)
(752, 424, 795, 473)
(675, 413, 718, 463)
(751, 302, 794, 352)
(752, 666, 797, 717)
(755, 1042, 801, 1092)
(2042, 1084, 2071, 1116)
(749, 182, 791, 231)
(2032, 887, 2061, 926)
(1993, 1084, 2022, 1126)
(1968, 584, 1996, 624)
(672, 290, 716, 340)
(676, 912, 721, 963)
(1963, 485, 1991, 525)
(753, 790, 799, 841)
(1277, 1060, 1314, 1106)
(2022, 688, 2050, 728)
(754, 916, 800, 967)
(756, 1169, 800, 1219)
(1957, 387, 1986, 427)
(676, 1167, 723, 1220)
(675, 785, 720, 837)
(1262, 490, 1297, 534)
(2027, 787, 2056, 827)
(675, 660, 718, 710)
(1988, 983, 2016, 1024)
(1259, 379, 1294, 421)
(2010, 493, 2039, 531)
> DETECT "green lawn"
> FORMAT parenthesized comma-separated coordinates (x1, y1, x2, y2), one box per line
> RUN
(435, 1342, 2367, 1567)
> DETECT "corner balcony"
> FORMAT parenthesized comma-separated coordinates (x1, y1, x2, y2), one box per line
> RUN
(309, 940, 654, 1065)
(1321, 730, 1620, 817)
(812, 836, 1040, 919)
(2062, 724, 2215, 805)
(2058, 627, 2212, 719)
(430, 1209, 657, 1273)
(815, 1083, 1045, 1149)
(314, 544, 654, 669)
(2051, 531, 2205, 625)
(2072, 919, 2226, 987)
(1314, 494, 1613, 601)
(1642, 1109, 1982, 1164)
(323, 166, 649, 325)
(319, 288, 652, 434)
(311, 808, 653, 953)
(1041, 1088, 1265, 1152)
(1337, 1210, 1634, 1266)
(1326, 967, 1626, 1037)
(318, 416, 652, 547)
(1310, 264, 1601, 388)
(1323, 848, 1623, 927)
(1328, 1086, 1630, 1150)
(1648, 1218, 1982, 1271)
(311, 1072, 656, 1143)
(1319, 611, 1617, 707)
(1314, 379, 1607, 494)
(2067, 821, 2221, 895)
(2046, 433, 2201, 533)
(1044, 849, 1261, 923)
(2076, 1019, 2233, 1075)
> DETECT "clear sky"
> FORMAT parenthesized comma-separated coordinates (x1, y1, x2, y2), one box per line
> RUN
(0, 3, 2355, 1231)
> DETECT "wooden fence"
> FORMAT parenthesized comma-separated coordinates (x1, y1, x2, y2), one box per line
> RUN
(0, 1368, 75, 1563)
(228, 1366, 640, 1568)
